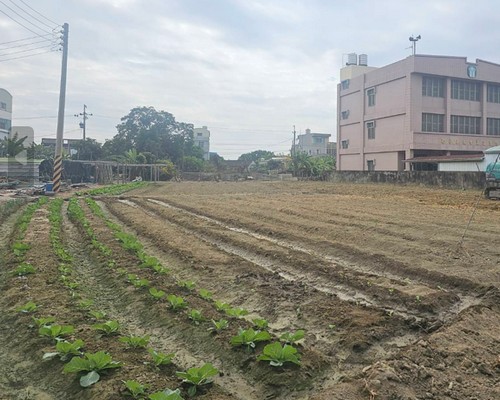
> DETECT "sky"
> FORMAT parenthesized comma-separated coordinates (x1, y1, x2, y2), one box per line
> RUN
(2, 0, 500, 159)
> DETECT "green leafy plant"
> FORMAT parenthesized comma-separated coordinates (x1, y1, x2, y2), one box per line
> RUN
(149, 287, 166, 301)
(148, 348, 175, 367)
(43, 339, 84, 361)
(119, 335, 150, 349)
(140, 255, 161, 269)
(178, 280, 196, 291)
(12, 241, 30, 257)
(131, 278, 150, 289)
(89, 310, 107, 320)
(39, 324, 75, 340)
(188, 309, 204, 325)
(208, 319, 229, 333)
(17, 301, 38, 313)
(152, 264, 169, 274)
(225, 307, 249, 318)
(167, 294, 187, 311)
(78, 299, 94, 309)
(176, 363, 219, 397)
(257, 342, 301, 367)
(92, 320, 120, 335)
(116, 232, 143, 252)
(198, 289, 213, 301)
(214, 301, 230, 312)
(12, 262, 36, 276)
(279, 330, 305, 344)
(123, 380, 148, 399)
(33, 316, 56, 328)
(148, 389, 184, 400)
(252, 319, 269, 329)
(231, 328, 271, 349)
(63, 351, 122, 387)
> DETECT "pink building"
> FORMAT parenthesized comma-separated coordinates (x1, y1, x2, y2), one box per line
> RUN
(337, 54, 500, 171)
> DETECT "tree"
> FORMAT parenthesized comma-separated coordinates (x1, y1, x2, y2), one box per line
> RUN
(182, 156, 204, 172)
(238, 150, 274, 163)
(71, 138, 103, 160)
(0, 132, 27, 158)
(27, 143, 53, 160)
(103, 107, 199, 165)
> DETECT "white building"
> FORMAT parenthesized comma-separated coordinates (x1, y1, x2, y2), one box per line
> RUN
(294, 129, 331, 156)
(194, 126, 210, 160)
(0, 88, 12, 140)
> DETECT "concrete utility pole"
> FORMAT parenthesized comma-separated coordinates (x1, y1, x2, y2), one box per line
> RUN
(75, 104, 92, 141)
(52, 22, 69, 193)
(292, 125, 296, 157)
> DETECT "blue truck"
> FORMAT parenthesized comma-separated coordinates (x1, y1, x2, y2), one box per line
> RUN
(485, 159, 500, 199)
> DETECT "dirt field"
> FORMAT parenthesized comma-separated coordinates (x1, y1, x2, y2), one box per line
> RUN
(0, 181, 498, 400)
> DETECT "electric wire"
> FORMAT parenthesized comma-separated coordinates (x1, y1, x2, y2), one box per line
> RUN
(0, 48, 57, 62)
(8, 0, 59, 30)
(0, 1, 56, 35)
(0, 32, 54, 46)
(0, 43, 56, 57)
(18, 0, 60, 27)
(0, 37, 54, 50)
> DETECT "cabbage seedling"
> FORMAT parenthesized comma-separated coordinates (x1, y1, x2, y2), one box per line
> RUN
(279, 330, 305, 344)
(178, 280, 196, 291)
(176, 363, 219, 397)
(119, 335, 150, 349)
(63, 351, 122, 387)
(149, 287, 166, 301)
(257, 342, 301, 367)
(12, 242, 30, 257)
(167, 295, 187, 311)
(43, 339, 84, 361)
(89, 310, 107, 320)
(33, 316, 56, 328)
(198, 289, 213, 301)
(77, 299, 94, 309)
(252, 319, 269, 329)
(152, 264, 169, 275)
(148, 348, 175, 367)
(188, 309, 204, 325)
(17, 301, 38, 313)
(131, 278, 150, 289)
(122, 380, 148, 399)
(13, 262, 35, 276)
(214, 301, 230, 312)
(148, 389, 183, 400)
(39, 324, 75, 340)
(231, 328, 271, 350)
(92, 320, 120, 335)
(208, 319, 229, 333)
(225, 307, 249, 318)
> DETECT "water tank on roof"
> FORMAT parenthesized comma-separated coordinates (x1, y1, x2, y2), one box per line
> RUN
(359, 54, 368, 66)
(346, 53, 357, 66)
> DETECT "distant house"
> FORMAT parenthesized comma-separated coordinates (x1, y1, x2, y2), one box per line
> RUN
(41, 137, 81, 156)
(293, 129, 331, 156)
(194, 126, 210, 160)
(0, 88, 12, 140)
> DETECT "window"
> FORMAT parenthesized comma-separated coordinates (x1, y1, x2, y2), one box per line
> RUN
(422, 76, 444, 97)
(450, 115, 481, 134)
(197, 132, 203, 136)
(367, 160, 375, 171)
(451, 80, 480, 101)
(422, 113, 444, 132)
(341, 140, 349, 149)
(487, 84, 500, 103)
(0, 102, 6, 110)
(487, 118, 500, 136)
(341, 79, 350, 90)
(0, 118, 10, 130)
(313, 137, 325, 144)
(367, 88, 376, 106)
(341, 110, 350, 120)
(197, 141, 205, 148)
(367, 121, 375, 139)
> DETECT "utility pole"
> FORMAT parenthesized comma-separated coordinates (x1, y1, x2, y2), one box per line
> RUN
(75, 104, 92, 141)
(292, 125, 296, 157)
(52, 22, 69, 193)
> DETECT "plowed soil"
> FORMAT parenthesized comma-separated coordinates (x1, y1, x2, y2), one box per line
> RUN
(0, 181, 499, 400)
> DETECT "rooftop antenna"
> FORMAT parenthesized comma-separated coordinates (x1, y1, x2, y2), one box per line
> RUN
(409, 35, 421, 56)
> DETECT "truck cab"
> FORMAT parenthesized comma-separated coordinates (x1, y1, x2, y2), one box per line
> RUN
(485, 161, 500, 199)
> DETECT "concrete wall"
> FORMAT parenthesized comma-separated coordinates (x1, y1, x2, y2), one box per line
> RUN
(329, 170, 485, 190)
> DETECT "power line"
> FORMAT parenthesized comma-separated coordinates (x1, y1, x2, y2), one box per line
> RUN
(18, 0, 60, 27)
(0, 43, 56, 57)
(0, 37, 54, 50)
(0, 32, 53, 46)
(8, 0, 59, 30)
(0, 48, 57, 62)
(0, 1, 55, 35)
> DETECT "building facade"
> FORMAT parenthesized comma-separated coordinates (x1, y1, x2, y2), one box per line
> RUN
(294, 129, 331, 156)
(193, 126, 210, 161)
(0, 88, 13, 140)
(337, 55, 500, 171)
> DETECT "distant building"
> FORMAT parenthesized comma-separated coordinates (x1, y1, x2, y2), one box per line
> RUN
(293, 129, 331, 156)
(194, 126, 210, 160)
(337, 54, 500, 171)
(0, 88, 12, 140)
(327, 142, 337, 158)
(41, 137, 81, 156)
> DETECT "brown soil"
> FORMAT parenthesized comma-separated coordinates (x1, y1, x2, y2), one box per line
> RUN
(0, 181, 498, 400)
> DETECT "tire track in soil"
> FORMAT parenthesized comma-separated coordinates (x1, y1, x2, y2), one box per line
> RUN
(62, 201, 296, 400)
(134, 198, 482, 326)
(100, 200, 436, 394)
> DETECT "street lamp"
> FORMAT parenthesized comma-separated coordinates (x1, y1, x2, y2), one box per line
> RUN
(409, 35, 421, 56)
